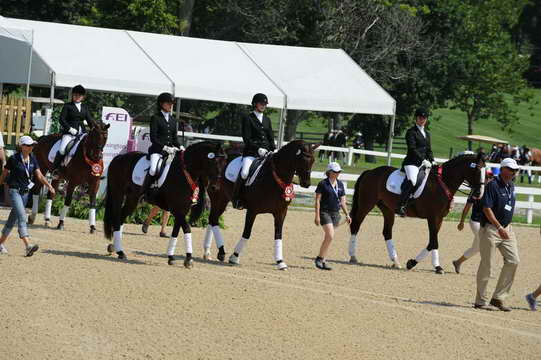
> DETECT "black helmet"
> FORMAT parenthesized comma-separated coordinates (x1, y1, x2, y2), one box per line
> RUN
(157, 92, 175, 105)
(251, 93, 268, 106)
(415, 108, 429, 118)
(72, 85, 86, 96)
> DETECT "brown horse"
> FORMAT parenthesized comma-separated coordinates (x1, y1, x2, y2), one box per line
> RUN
(195, 140, 319, 270)
(348, 153, 486, 274)
(529, 148, 541, 184)
(103, 141, 225, 267)
(30, 122, 110, 233)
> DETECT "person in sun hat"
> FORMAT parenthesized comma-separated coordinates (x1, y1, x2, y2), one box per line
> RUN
(313, 162, 351, 270)
(0, 136, 55, 257)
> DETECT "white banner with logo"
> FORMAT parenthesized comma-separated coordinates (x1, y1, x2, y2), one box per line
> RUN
(101, 107, 132, 169)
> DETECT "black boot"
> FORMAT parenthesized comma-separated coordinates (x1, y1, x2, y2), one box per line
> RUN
(231, 176, 246, 210)
(141, 173, 157, 203)
(395, 180, 414, 217)
(51, 153, 63, 175)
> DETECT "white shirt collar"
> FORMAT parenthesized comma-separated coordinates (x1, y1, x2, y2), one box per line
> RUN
(74, 102, 82, 111)
(161, 110, 170, 121)
(253, 111, 263, 123)
(416, 124, 426, 137)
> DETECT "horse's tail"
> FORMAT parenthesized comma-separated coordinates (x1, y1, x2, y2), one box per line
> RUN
(189, 178, 207, 225)
(103, 173, 115, 240)
(350, 170, 369, 217)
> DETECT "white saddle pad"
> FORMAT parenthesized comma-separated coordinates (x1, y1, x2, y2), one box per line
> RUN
(386, 169, 430, 199)
(131, 155, 173, 188)
(47, 134, 87, 167)
(225, 156, 266, 186)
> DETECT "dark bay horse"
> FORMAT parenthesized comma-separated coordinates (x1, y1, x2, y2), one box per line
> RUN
(30, 122, 110, 233)
(349, 153, 486, 274)
(103, 141, 225, 268)
(197, 140, 319, 270)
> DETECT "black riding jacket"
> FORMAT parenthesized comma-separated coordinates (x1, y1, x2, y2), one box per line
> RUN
(241, 112, 275, 157)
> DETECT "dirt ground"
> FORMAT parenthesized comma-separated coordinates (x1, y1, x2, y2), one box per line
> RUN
(1, 208, 540, 360)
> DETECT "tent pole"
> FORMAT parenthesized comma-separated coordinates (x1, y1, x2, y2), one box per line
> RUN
(45, 72, 55, 135)
(278, 105, 287, 148)
(0, 83, 3, 96)
(175, 97, 181, 120)
(386, 114, 396, 166)
(25, 29, 34, 98)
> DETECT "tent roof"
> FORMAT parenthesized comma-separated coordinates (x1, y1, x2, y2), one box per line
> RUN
(0, 16, 395, 115)
(457, 135, 508, 145)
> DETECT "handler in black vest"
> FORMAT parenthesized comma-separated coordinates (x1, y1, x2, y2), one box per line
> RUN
(52, 85, 96, 171)
(142, 92, 182, 200)
(232, 93, 276, 210)
(396, 108, 436, 217)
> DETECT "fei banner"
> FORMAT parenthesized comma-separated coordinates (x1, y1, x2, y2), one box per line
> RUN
(101, 106, 132, 169)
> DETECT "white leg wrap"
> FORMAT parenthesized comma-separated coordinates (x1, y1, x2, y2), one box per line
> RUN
(274, 239, 283, 262)
(203, 225, 213, 250)
(45, 199, 52, 219)
(59, 205, 69, 221)
(113, 230, 123, 252)
(415, 248, 430, 262)
(184, 233, 193, 254)
(385, 239, 398, 261)
(167, 237, 178, 256)
(211, 225, 225, 248)
(89, 208, 96, 226)
(348, 234, 357, 257)
(431, 249, 440, 267)
(32, 195, 39, 215)
(234, 237, 248, 255)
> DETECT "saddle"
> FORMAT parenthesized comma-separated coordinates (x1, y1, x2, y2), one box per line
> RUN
(225, 155, 268, 185)
(386, 166, 430, 199)
(132, 153, 175, 188)
(48, 134, 87, 167)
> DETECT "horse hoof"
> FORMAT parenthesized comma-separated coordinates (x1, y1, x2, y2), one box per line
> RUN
(107, 244, 114, 254)
(435, 266, 445, 275)
(217, 247, 226, 262)
(56, 221, 64, 230)
(277, 261, 288, 271)
(203, 251, 212, 261)
(141, 223, 149, 234)
(349, 256, 358, 264)
(184, 258, 193, 269)
(168, 256, 176, 265)
(90, 225, 96, 234)
(28, 214, 35, 225)
(117, 251, 127, 260)
(45, 219, 50, 227)
(406, 259, 418, 270)
(229, 254, 240, 265)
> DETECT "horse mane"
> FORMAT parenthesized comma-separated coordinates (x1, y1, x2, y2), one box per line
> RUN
(277, 139, 306, 154)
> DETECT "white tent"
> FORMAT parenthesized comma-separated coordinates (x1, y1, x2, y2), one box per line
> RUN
(0, 16, 397, 162)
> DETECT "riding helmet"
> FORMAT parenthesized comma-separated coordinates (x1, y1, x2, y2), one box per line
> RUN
(415, 108, 429, 118)
(252, 93, 268, 106)
(72, 85, 86, 96)
(157, 92, 175, 105)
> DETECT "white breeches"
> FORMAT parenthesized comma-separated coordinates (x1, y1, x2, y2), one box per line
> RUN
(241, 156, 255, 180)
(463, 220, 481, 259)
(59, 134, 75, 155)
(404, 165, 419, 186)
(149, 153, 161, 176)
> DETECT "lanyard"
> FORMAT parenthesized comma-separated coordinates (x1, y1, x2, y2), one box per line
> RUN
(20, 154, 31, 179)
(329, 179, 340, 199)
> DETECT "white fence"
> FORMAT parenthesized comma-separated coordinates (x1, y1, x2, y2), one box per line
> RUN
(176, 131, 541, 223)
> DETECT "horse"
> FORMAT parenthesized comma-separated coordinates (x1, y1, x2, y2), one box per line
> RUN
(348, 153, 486, 274)
(30, 122, 110, 233)
(103, 141, 225, 268)
(195, 140, 319, 270)
(528, 148, 541, 184)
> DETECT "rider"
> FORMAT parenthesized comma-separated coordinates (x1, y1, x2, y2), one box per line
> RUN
(231, 93, 276, 209)
(142, 92, 181, 199)
(52, 85, 96, 172)
(395, 108, 435, 217)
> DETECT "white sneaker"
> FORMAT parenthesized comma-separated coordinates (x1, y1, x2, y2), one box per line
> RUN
(228, 254, 240, 265)
(0, 244, 7, 254)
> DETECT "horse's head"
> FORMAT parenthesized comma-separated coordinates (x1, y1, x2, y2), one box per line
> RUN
(85, 121, 110, 161)
(278, 140, 320, 188)
(185, 141, 226, 189)
(456, 152, 488, 199)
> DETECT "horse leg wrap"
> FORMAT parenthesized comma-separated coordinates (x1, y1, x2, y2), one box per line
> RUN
(59, 205, 69, 221)
(167, 237, 178, 256)
(45, 199, 52, 220)
(385, 239, 398, 261)
(203, 225, 213, 251)
(184, 233, 193, 254)
(415, 248, 430, 262)
(274, 239, 283, 262)
(113, 229, 123, 252)
(32, 195, 39, 215)
(349, 234, 358, 257)
(431, 249, 441, 268)
(88, 208, 96, 227)
(234, 237, 248, 255)
(211, 225, 225, 248)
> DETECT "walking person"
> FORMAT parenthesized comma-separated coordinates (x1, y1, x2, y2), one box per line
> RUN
(524, 225, 541, 311)
(475, 158, 520, 312)
(314, 162, 351, 270)
(0, 136, 55, 256)
(141, 205, 170, 238)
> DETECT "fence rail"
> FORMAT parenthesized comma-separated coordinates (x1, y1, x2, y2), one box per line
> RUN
(0, 96, 32, 146)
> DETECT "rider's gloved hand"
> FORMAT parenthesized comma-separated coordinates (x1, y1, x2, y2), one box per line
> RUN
(432, 160, 438, 167)
(163, 146, 176, 154)
(422, 159, 432, 168)
(178, 146, 185, 151)
(69, 127, 78, 136)
(258, 148, 269, 157)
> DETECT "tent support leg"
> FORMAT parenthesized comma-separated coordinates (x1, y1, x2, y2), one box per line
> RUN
(277, 106, 287, 148)
(386, 114, 396, 166)
(45, 72, 55, 136)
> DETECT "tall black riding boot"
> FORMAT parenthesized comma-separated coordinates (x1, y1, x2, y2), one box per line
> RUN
(231, 175, 246, 210)
(142, 173, 157, 203)
(395, 180, 414, 217)
(51, 153, 64, 176)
